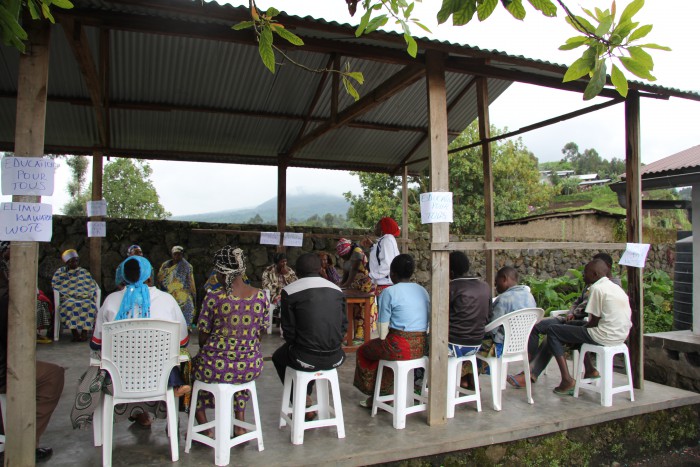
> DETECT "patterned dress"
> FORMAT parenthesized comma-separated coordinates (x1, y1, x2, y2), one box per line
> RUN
(52, 266, 98, 332)
(157, 258, 196, 326)
(193, 289, 269, 412)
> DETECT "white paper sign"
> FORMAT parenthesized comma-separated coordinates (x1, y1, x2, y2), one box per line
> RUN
(1, 156, 56, 196)
(260, 232, 281, 245)
(283, 232, 303, 247)
(420, 192, 453, 224)
(0, 202, 52, 242)
(619, 243, 651, 268)
(86, 200, 108, 217)
(87, 221, 106, 237)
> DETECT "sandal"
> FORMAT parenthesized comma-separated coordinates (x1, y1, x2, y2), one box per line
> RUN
(358, 397, 373, 409)
(553, 384, 576, 396)
(507, 374, 524, 389)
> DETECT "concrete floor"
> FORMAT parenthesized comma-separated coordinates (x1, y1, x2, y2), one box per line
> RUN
(33, 330, 700, 467)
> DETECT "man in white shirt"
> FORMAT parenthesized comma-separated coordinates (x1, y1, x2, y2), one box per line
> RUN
(547, 259, 632, 395)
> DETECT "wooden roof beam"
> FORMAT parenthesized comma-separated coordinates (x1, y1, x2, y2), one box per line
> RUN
(59, 17, 109, 148)
(391, 77, 478, 173)
(285, 64, 425, 157)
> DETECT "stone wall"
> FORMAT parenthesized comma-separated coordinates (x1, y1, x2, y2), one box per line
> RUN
(39, 217, 677, 297)
(644, 331, 700, 393)
(494, 212, 622, 242)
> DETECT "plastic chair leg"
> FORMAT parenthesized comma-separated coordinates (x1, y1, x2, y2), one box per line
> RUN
(166, 390, 179, 462)
(102, 394, 114, 467)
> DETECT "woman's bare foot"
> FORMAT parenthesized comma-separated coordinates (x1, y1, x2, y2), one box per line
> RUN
(583, 369, 600, 379)
(305, 395, 317, 421)
(174, 385, 191, 397)
(234, 427, 248, 437)
(460, 373, 475, 391)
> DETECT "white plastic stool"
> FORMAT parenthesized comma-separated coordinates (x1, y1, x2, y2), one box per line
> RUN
(447, 354, 481, 418)
(372, 357, 428, 429)
(279, 367, 345, 445)
(573, 343, 634, 407)
(185, 380, 264, 466)
(0, 394, 6, 453)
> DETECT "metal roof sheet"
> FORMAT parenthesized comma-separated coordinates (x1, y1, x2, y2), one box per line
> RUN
(0, 0, 698, 175)
(638, 144, 700, 177)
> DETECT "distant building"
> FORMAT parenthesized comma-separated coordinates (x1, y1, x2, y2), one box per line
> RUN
(495, 209, 623, 242)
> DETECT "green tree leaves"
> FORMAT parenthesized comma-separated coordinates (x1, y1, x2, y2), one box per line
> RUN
(437, 0, 558, 25)
(559, 0, 668, 99)
(233, 5, 304, 74)
(62, 157, 171, 220)
(1, 0, 73, 53)
(345, 122, 553, 234)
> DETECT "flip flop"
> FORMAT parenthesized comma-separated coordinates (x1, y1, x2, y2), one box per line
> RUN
(358, 397, 373, 409)
(507, 374, 524, 389)
(553, 386, 575, 396)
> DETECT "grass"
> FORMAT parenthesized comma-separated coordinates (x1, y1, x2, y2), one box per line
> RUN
(543, 186, 625, 216)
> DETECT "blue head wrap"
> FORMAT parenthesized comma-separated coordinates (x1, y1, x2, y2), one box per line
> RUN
(115, 256, 152, 321)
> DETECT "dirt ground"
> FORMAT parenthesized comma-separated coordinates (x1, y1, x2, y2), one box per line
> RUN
(627, 444, 700, 466)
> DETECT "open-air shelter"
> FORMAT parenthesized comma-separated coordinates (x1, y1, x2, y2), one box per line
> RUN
(2, 0, 700, 463)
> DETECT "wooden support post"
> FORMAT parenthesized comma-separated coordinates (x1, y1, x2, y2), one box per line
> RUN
(90, 151, 103, 286)
(401, 165, 409, 254)
(476, 77, 495, 287)
(7, 20, 51, 465)
(693, 184, 700, 335)
(425, 50, 449, 426)
(625, 91, 644, 389)
(277, 162, 287, 252)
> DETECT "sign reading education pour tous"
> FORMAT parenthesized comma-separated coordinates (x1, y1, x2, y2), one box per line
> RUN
(0, 202, 53, 242)
(1, 156, 56, 196)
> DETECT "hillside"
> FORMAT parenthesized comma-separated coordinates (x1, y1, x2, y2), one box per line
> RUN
(171, 193, 350, 223)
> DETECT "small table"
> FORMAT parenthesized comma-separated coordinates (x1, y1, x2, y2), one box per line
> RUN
(343, 290, 373, 353)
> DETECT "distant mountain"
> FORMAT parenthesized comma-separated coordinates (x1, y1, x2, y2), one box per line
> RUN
(171, 193, 350, 224)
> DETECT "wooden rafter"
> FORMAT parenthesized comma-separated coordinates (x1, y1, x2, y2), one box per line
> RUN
(391, 77, 478, 173)
(285, 65, 425, 158)
(0, 93, 438, 135)
(59, 17, 109, 148)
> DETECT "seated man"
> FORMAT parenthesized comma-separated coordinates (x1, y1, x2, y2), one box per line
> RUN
(508, 252, 619, 388)
(90, 256, 190, 426)
(549, 259, 632, 395)
(447, 252, 491, 389)
(0, 275, 64, 462)
(464, 266, 536, 382)
(272, 253, 348, 420)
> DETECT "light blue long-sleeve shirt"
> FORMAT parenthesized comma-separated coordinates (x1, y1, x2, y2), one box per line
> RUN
(378, 282, 430, 332)
(490, 284, 536, 343)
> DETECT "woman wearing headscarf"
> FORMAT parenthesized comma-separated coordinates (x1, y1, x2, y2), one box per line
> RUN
(51, 249, 99, 342)
(318, 251, 342, 285)
(84, 255, 191, 426)
(261, 252, 298, 318)
(336, 238, 375, 342)
(369, 217, 401, 296)
(157, 245, 197, 326)
(193, 246, 269, 436)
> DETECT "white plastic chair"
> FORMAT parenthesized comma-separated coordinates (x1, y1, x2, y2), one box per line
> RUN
(186, 380, 264, 465)
(573, 342, 634, 407)
(476, 307, 544, 411)
(99, 319, 181, 467)
(53, 287, 101, 341)
(279, 367, 345, 445)
(0, 393, 6, 453)
(263, 289, 272, 335)
(446, 354, 481, 418)
(371, 357, 428, 429)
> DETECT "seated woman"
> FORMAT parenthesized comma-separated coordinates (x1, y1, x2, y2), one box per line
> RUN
(261, 252, 297, 324)
(318, 251, 341, 285)
(193, 246, 269, 436)
(353, 254, 429, 407)
(157, 246, 197, 327)
(336, 238, 375, 342)
(51, 249, 99, 342)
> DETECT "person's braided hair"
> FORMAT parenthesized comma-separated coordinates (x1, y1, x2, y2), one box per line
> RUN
(213, 246, 246, 291)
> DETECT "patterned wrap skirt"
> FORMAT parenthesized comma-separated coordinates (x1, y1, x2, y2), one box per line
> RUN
(353, 329, 427, 396)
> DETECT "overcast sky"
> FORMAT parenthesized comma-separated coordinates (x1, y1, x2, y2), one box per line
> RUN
(11, 0, 700, 216)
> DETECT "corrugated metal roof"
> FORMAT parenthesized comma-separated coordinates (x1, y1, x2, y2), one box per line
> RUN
(0, 0, 698, 175)
(638, 144, 700, 176)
